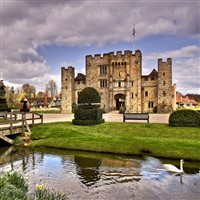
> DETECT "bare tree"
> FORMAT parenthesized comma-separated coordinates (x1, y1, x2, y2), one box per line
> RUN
(45, 80, 58, 97)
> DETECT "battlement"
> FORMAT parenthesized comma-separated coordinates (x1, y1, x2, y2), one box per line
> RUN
(85, 50, 141, 61)
(158, 58, 172, 65)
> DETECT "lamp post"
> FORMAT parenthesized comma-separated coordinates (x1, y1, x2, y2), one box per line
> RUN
(20, 98, 30, 112)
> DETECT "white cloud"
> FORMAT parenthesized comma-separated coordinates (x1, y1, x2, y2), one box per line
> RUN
(1, 1, 199, 94)
(143, 45, 200, 94)
(145, 45, 199, 60)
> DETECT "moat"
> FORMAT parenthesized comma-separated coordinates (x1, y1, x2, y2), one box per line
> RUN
(0, 147, 199, 200)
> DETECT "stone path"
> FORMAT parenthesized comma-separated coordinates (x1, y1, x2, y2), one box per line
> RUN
(43, 112, 169, 124)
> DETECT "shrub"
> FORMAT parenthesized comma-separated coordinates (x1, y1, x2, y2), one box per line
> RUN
(169, 109, 200, 127)
(119, 106, 125, 114)
(153, 106, 157, 113)
(77, 108, 102, 120)
(78, 87, 100, 106)
(73, 87, 104, 125)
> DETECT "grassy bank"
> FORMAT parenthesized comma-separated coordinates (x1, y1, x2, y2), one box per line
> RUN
(30, 122, 200, 161)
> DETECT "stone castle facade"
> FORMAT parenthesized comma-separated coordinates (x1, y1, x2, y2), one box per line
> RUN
(61, 50, 176, 113)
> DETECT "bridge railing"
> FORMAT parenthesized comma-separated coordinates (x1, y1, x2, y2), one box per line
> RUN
(0, 111, 43, 134)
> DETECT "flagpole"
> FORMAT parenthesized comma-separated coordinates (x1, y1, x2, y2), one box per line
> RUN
(132, 24, 136, 51)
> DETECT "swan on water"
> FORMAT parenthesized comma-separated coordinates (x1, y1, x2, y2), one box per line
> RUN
(163, 159, 184, 173)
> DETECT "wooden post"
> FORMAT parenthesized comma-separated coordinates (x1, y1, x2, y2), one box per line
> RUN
(32, 112, 34, 126)
(22, 113, 25, 133)
(41, 114, 43, 124)
(10, 112, 13, 134)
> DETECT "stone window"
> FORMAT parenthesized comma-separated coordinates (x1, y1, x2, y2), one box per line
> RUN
(163, 81, 166, 86)
(100, 65, 107, 74)
(118, 81, 125, 87)
(163, 91, 166, 97)
(100, 79, 108, 87)
(145, 91, 148, 97)
(163, 72, 165, 76)
(132, 93, 134, 98)
(148, 101, 154, 108)
(131, 81, 134, 86)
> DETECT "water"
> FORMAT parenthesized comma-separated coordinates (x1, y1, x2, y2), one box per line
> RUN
(0, 147, 199, 200)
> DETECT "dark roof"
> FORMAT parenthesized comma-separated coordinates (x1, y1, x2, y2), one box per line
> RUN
(142, 69, 158, 79)
(75, 73, 86, 81)
(148, 69, 158, 79)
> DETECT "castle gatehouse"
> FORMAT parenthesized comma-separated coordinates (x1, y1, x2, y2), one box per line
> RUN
(61, 50, 176, 113)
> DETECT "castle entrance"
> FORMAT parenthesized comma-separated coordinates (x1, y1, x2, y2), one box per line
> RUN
(114, 94, 125, 110)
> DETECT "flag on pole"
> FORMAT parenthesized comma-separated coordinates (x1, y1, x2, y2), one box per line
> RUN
(132, 24, 135, 36)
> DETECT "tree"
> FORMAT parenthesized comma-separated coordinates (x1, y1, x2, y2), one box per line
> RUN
(22, 84, 36, 98)
(5, 86, 15, 108)
(5, 86, 27, 109)
(37, 91, 45, 98)
(45, 80, 58, 97)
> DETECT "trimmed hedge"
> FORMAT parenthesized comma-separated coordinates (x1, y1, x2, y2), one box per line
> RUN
(74, 108, 103, 121)
(73, 108, 104, 125)
(73, 87, 104, 125)
(78, 87, 100, 105)
(169, 109, 200, 127)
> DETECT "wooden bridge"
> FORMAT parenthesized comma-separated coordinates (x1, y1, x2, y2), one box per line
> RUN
(0, 112, 43, 145)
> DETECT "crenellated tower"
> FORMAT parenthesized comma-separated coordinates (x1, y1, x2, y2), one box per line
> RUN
(157, 58, 173, 113)
(61, 66, 75, 113)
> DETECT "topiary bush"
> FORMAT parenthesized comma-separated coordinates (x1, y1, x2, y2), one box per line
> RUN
(169, 109, 200, 127)
(73, 108, 103, 121)
(78, 87, 100, 107)
(73, 87, 104, 125)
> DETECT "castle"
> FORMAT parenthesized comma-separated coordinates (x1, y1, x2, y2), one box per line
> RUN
(61, 50, 176, 113)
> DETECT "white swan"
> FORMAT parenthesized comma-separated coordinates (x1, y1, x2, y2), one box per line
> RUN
(163, 159, 184, 173)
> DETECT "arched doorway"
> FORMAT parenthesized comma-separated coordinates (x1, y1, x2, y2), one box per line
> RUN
(114, 94, 125, 110)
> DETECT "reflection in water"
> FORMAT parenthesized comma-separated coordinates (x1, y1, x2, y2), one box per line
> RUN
(75, 156, 101, 187)
(0, 147, 200, 200)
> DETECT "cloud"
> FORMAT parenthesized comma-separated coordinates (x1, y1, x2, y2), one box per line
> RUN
(1, 1, 199, 93)
(145, 45, 199, 60)
(143, 45, 200, 94)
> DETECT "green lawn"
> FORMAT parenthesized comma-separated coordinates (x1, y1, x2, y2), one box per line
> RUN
(30, 122, 200, 161)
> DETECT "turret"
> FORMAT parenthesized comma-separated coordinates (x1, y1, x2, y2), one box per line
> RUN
(61, 66, 75, 113)
(157, 58, 173, 113)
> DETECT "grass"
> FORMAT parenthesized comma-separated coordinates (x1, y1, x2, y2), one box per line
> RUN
(29, 122, 200, 161)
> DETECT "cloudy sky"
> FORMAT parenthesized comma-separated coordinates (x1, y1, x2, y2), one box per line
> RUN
(1, 0, 199, 95)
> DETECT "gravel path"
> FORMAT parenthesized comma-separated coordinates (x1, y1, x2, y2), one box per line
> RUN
(43, 112, 169, 124)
